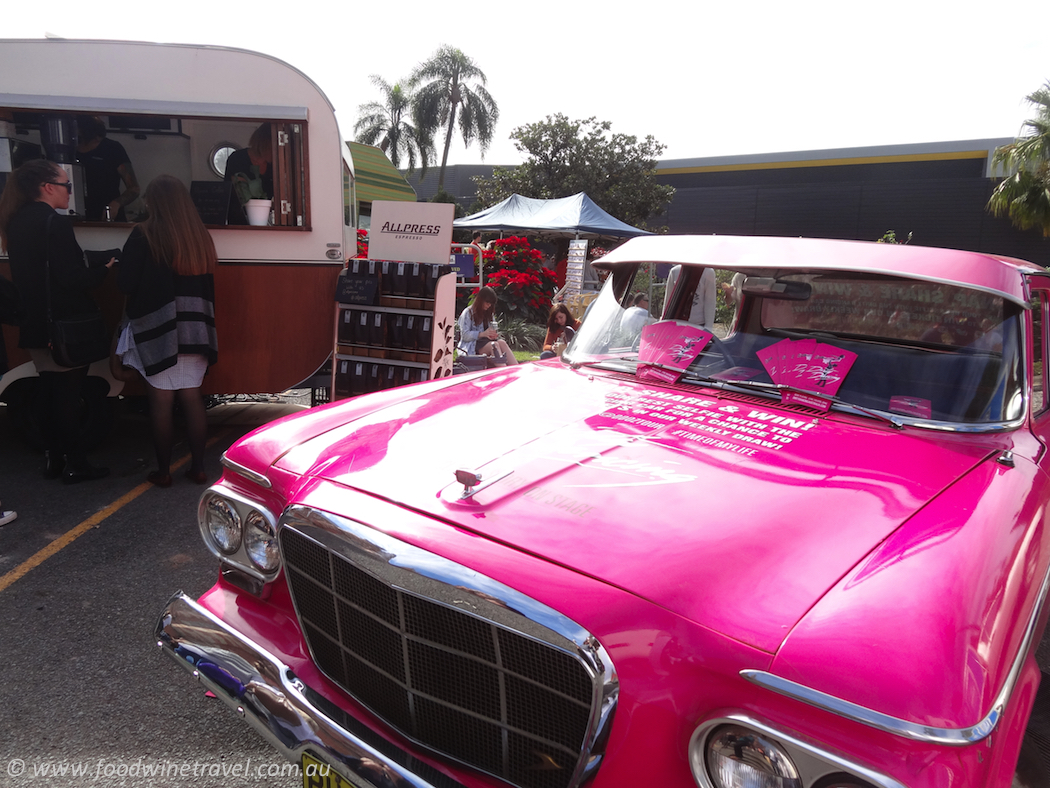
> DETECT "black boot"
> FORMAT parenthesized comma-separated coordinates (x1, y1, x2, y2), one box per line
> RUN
(62, 457, 110, 485)
(42, 451, 64, 480)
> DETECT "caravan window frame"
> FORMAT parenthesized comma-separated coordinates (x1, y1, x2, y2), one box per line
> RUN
(0, 95, 312, 230)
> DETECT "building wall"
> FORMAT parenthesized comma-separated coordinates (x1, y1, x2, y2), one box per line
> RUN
(408, 140, 1050, 265)
(654, 140, 1049, 265)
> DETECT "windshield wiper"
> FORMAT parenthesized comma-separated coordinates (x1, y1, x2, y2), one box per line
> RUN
(680, 374, 905, 429)
(568, 356, 638, 371)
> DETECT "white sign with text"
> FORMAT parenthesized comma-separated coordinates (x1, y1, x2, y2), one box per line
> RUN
(368, 201, 455, 264)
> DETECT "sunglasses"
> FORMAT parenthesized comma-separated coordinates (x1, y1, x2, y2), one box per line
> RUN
(47, 181, 73, 194)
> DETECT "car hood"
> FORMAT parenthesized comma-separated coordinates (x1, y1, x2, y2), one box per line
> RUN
(263, 364, 997, 653)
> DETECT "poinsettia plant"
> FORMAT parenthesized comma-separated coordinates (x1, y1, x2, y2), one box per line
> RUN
(482, 236, 558, 324)
(355, 229, 369, 258)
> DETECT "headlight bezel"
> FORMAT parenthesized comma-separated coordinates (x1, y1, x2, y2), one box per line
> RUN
(244, 509, 280, 572)
(204, 496, 241, 555)
(689, 715, 892, 788)
(198, 485, 282, 582)
(700, 723, 801, 788)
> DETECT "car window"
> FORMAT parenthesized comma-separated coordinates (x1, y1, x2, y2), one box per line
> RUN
(1031, 291, 1046, 416)
(569, 268, 1024, 427)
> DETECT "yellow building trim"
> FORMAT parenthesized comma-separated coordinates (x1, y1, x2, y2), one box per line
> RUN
(659, 150, 991, 176)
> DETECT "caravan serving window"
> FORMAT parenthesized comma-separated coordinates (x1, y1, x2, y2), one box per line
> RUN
(1, 110, 310, 229)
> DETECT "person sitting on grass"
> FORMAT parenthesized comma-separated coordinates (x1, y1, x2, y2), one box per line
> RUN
(540, 303, 581, 359)
(457, 286, 518, 365)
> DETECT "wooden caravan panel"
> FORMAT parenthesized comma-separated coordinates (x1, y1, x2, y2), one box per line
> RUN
(205, 263, 341, 395)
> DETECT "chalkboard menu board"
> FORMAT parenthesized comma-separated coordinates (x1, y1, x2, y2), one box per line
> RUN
(190, 181, 242, 226)
(335, 268, 380, 305)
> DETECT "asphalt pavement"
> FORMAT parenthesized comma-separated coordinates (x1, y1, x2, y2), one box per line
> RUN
(4, 391, 1050, 786)
(0, 394, 307, 788)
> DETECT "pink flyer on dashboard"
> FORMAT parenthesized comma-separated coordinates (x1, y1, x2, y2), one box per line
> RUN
(637, 321, 712, 383)
(757, 338, 857, 401)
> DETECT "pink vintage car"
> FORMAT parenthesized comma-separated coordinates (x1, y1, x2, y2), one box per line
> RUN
(157, 235, 1050, 788)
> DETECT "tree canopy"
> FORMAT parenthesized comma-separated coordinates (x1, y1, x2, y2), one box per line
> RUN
(472, 114, 674, 230)
(988, 81, 1050, 237)
(409, 46, 499, 191)
(353, 76, 433, 176)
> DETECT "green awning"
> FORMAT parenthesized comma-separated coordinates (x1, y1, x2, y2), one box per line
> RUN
(348, 141, 416, 203)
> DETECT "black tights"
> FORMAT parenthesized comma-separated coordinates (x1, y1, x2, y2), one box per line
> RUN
(146, 385, 207, 476)
(37, 367, 88, 464)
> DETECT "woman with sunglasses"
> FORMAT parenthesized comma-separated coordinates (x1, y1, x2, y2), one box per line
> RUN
(0, 159, 114, 483)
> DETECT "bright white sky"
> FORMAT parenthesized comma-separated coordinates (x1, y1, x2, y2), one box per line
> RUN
(7, 0, 1048, 168)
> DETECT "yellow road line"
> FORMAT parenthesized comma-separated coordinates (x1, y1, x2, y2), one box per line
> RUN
(0, 433, 226, 594)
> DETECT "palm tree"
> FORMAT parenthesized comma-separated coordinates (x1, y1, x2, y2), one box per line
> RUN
(409, 46, 499, 192)
(988, 81, 1050, 237)
(354, 75, 433, 176)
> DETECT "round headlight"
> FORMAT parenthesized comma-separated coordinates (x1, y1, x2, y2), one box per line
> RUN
(205, 497, 241, 554)
(244, 511, 279, 571)
(696, 725, 801, 788)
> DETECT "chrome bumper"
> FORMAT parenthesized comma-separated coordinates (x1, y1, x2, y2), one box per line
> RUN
(155, 591, 463, 788)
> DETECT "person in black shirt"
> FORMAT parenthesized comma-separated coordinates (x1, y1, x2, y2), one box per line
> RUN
(224, 122, 273, 204)
(0, 159, 114, 482)
(76, 116, 140, 221)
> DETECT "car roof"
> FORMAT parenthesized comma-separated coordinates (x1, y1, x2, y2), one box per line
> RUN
(596, 235, 1045, 307)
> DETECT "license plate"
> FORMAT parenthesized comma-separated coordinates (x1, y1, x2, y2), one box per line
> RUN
(302, 753, 364, 788)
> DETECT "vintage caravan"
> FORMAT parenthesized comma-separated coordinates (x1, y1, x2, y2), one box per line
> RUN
(0, 38, 361, 421)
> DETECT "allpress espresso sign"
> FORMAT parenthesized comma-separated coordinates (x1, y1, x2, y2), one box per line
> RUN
(368, 201, 455, 264)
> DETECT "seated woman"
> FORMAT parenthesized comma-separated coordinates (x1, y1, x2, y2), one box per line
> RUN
(457, 286, 518, 365)
(541, 304, 581, 359)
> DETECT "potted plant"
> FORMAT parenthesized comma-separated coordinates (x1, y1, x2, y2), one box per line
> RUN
(232, 166, 271, 225)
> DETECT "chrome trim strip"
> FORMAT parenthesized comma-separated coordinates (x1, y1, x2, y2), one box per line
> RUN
(280, 505, 619, 788)
(156, 592, 462, 788)
(689, 715, 907, 788)
(743, 558, 1050, 746)
(220, 453, 272, 489)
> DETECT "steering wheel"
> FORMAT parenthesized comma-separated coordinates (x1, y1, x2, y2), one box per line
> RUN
(701, 335, 737, 368)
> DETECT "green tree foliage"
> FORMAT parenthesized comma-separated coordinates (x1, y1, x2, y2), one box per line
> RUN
(428, 188, 465, 219)
(473, 114, 675, 230)
(354, 76, 433, 176)
(409, 46, 499, 192)
(988, 81, 1050, 237)
(876, 229, 913, 244)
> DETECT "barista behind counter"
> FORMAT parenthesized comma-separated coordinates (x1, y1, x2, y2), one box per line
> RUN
(222, 123, 273, 225)
(76, 116, 140, 222)
(224, 123, 273, 201)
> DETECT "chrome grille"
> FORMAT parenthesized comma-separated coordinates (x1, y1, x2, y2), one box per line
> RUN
(281, 525, 598, 788)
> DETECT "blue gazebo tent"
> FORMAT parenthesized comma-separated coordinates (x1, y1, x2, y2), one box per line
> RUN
(454, 192, 651, 240)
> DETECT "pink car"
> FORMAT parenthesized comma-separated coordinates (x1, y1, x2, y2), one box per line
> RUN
(157, 235, 1050, 788)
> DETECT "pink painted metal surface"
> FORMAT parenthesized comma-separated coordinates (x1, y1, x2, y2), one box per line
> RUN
(190, 237, 1050, 788)
(596, 234, 1043, 305)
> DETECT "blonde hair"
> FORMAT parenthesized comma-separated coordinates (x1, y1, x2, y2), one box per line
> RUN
(139, 175, 217, 276)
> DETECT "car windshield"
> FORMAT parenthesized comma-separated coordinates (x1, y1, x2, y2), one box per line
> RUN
(564, 267, 1025, 427)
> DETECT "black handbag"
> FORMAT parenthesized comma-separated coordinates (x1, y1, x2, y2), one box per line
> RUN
(44, 214, 109, 368)
(49, 312, 109, 368)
